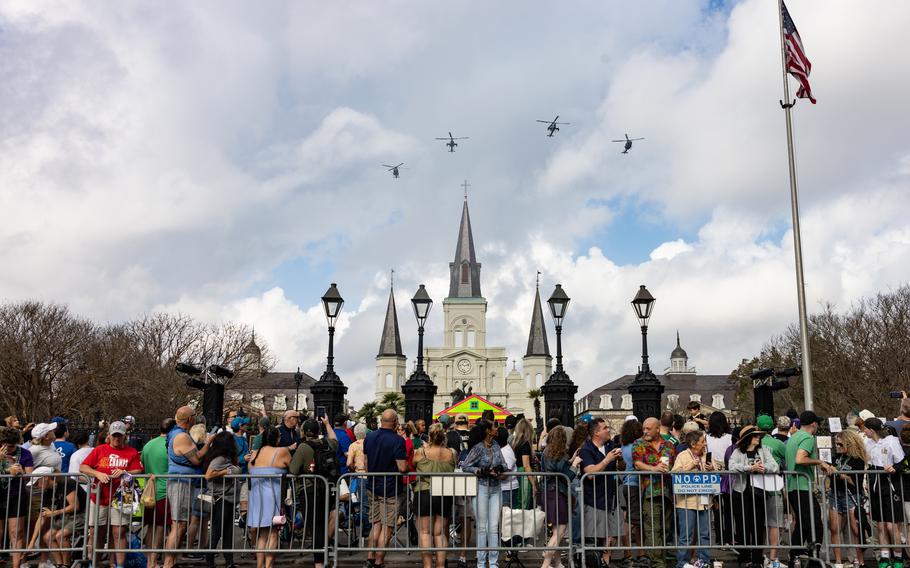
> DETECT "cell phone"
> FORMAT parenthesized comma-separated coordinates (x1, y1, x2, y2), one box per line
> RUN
(316, 406, 326, 419)
(705, 452, 713, 464)
(890, 391, 904, 399)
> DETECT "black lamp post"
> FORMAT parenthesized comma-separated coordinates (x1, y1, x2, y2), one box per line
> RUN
(541, 284, 577, 426)
(402, 284, 438, 426)
(310, 283, 348, 421)
(628, 285, 665, 421)
(293, 367, 303, 412)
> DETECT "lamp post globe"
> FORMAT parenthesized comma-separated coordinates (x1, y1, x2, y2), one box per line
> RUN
(628, 285, 664, 421)
(403, 284, 437, 427)
(311, 283, 348, 421)
(541, 284, 577, 427)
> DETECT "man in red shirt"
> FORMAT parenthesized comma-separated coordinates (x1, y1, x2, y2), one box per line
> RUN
(80, 421, 143, 568)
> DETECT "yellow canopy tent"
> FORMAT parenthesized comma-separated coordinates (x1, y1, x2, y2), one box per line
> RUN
(434, 394, 512, 422)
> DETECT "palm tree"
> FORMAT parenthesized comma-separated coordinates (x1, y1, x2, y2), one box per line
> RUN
(356, 401, 379, 422)
(379, 392, 406, 415)
(528, 388, 543, 432)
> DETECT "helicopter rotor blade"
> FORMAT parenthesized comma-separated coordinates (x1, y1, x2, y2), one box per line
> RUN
(382, 164, 395, 168)
(630, 138, 645, 141)
(536, 120, 551, 124)
(395, 163, 404, 168)
(611, 140, 624, 143)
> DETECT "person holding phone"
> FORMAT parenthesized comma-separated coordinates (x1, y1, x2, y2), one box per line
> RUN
(730, 425, 780, 567)
(580, 418, 624, 568)
(671, 429, 716, 568)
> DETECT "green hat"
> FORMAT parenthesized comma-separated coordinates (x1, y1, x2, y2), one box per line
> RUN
(756, 414, 774, 431)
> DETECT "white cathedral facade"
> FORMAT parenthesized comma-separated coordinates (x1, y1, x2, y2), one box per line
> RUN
(374, 198, 552, 418)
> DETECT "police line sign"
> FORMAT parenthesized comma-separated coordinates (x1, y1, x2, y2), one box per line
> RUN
(672, 473, 722, 495)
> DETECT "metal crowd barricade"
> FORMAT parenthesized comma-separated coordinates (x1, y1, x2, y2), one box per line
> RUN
(0, 472, 90, 567)
(83, 473, 331, 567)
(335, 471, 573, 567)
(816, 468, 910, 566)
(578, 469, 817, 568)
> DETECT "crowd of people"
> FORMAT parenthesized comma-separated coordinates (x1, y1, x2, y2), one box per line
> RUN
(3, 397, 910, 568)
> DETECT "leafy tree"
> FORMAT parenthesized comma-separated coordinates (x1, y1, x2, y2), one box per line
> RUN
(731, 285, 910, 419)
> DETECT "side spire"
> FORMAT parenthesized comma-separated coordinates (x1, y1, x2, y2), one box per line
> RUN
(377, 283, 404, 357)
(448, 195, 482, 298)
(525, 280, 551, 357)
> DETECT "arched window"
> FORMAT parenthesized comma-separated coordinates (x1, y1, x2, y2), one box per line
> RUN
(467, 329, 476, 347)
(689, 394, 702, 403)
(535, 373, 543, 387)
(385, 373, 393, 388)
(461, 263, 469, 284)
(600, 394, 613, 410)
(712, 394, 725, 409)
(454, 329, 463, 347)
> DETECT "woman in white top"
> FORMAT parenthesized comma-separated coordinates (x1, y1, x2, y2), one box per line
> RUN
(497, 429, 519, 508)
(706, 412, 734, 546)
(863, 418, 906, 566)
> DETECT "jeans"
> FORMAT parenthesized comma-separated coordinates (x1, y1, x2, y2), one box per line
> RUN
(501, 488, 518, 509)
(473, 482, 502, 568)
(676, 508, 710, 568)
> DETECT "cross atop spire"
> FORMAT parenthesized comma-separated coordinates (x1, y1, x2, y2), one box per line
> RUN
(462, 179, 470, 200)
(390, 268, 395, 289)
(536, 270, 541, 288)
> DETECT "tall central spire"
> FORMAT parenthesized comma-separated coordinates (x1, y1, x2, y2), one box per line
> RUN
(448, 198, 482, 298)
(377, 285, 404, 357)
(526, 282, 551, 357)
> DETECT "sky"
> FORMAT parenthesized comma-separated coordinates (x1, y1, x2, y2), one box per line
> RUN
(2, 1, 909, 406)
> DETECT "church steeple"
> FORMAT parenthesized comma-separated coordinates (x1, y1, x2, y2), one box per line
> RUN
(525, 281, 550, 357)
(377, 286, 404, 357)
(448, 198, 482, 298)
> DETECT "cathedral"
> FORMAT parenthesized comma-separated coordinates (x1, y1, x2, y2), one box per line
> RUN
(374, 197, 551, 418)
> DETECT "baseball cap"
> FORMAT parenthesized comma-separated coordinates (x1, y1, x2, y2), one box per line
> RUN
(455, 414, 469, 425)
(798, 410, 819, 426)
(26, 466, 54, 487)
(864, 417, 885, 432)
(624, 415, 638, 422)
(31, 423, 57, 440)
(50, 416, 68, 424)
(109, 421, 128, 436)
(231, 416, 251, 431)
(859, 409, 875, 421)
(756, 415, 774, 431)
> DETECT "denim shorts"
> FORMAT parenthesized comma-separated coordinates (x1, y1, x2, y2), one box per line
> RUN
(828, 491, 857, 514)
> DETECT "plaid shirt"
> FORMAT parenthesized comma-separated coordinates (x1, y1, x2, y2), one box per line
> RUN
(631, 437, 676, 497)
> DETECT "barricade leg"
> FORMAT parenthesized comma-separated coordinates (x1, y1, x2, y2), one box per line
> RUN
(642, 493, 667, 568)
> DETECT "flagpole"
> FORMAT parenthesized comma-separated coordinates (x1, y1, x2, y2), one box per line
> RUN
(777, 0, 814, 411)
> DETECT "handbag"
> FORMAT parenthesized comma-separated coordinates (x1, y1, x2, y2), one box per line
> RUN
(500, 505, 545, 540)
(196, 489, 214, 516)
(140, 476, 157, 508)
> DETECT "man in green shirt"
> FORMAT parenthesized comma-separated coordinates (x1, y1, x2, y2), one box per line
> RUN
(758, 415, 786, 466)
(140, 418, 175, 568)
(785, 411, 835, 559)
(659, 411, 679, 446)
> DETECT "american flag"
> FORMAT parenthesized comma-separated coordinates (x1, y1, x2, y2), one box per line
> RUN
(781, 1, 816, 103)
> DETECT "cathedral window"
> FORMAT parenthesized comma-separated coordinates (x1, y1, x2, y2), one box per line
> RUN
(385, 373, 393, 388)
(467, 329, 476, 347)
(455, 329, 463, 347)
(461, 263, 469, 284)
(535, 373, 543, 387)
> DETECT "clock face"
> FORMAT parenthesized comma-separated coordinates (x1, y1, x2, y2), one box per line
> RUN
(457, 358, 472, 374)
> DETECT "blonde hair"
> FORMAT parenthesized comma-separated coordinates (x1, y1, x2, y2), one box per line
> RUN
(189, 423, 207, 445)
(511, 418, 533, 451)
(837, 429, 867, 464)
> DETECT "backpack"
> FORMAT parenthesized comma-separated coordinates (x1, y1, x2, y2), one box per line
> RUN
(309, 439, 340, 483)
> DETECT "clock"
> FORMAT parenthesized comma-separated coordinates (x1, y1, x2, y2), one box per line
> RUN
(457, 359, 472, 374)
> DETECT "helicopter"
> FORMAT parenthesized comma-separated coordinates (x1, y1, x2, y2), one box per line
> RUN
(382, 163, 405, 178)
(435, 132, 469, 152)
(612, 134, 645, 154)
(536, 115, 570, 137)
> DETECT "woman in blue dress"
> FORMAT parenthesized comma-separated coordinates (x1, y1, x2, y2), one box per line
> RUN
(247, 427, 292, 568)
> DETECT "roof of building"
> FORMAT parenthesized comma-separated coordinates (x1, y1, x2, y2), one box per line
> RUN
(525, 285, 551, 357)
(578, 373, 735, 411)
(243, 331, 261, 357)
(232, 371, 317, 391)
(377, 287, 404, 358)
(448, 199, 482, 298)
